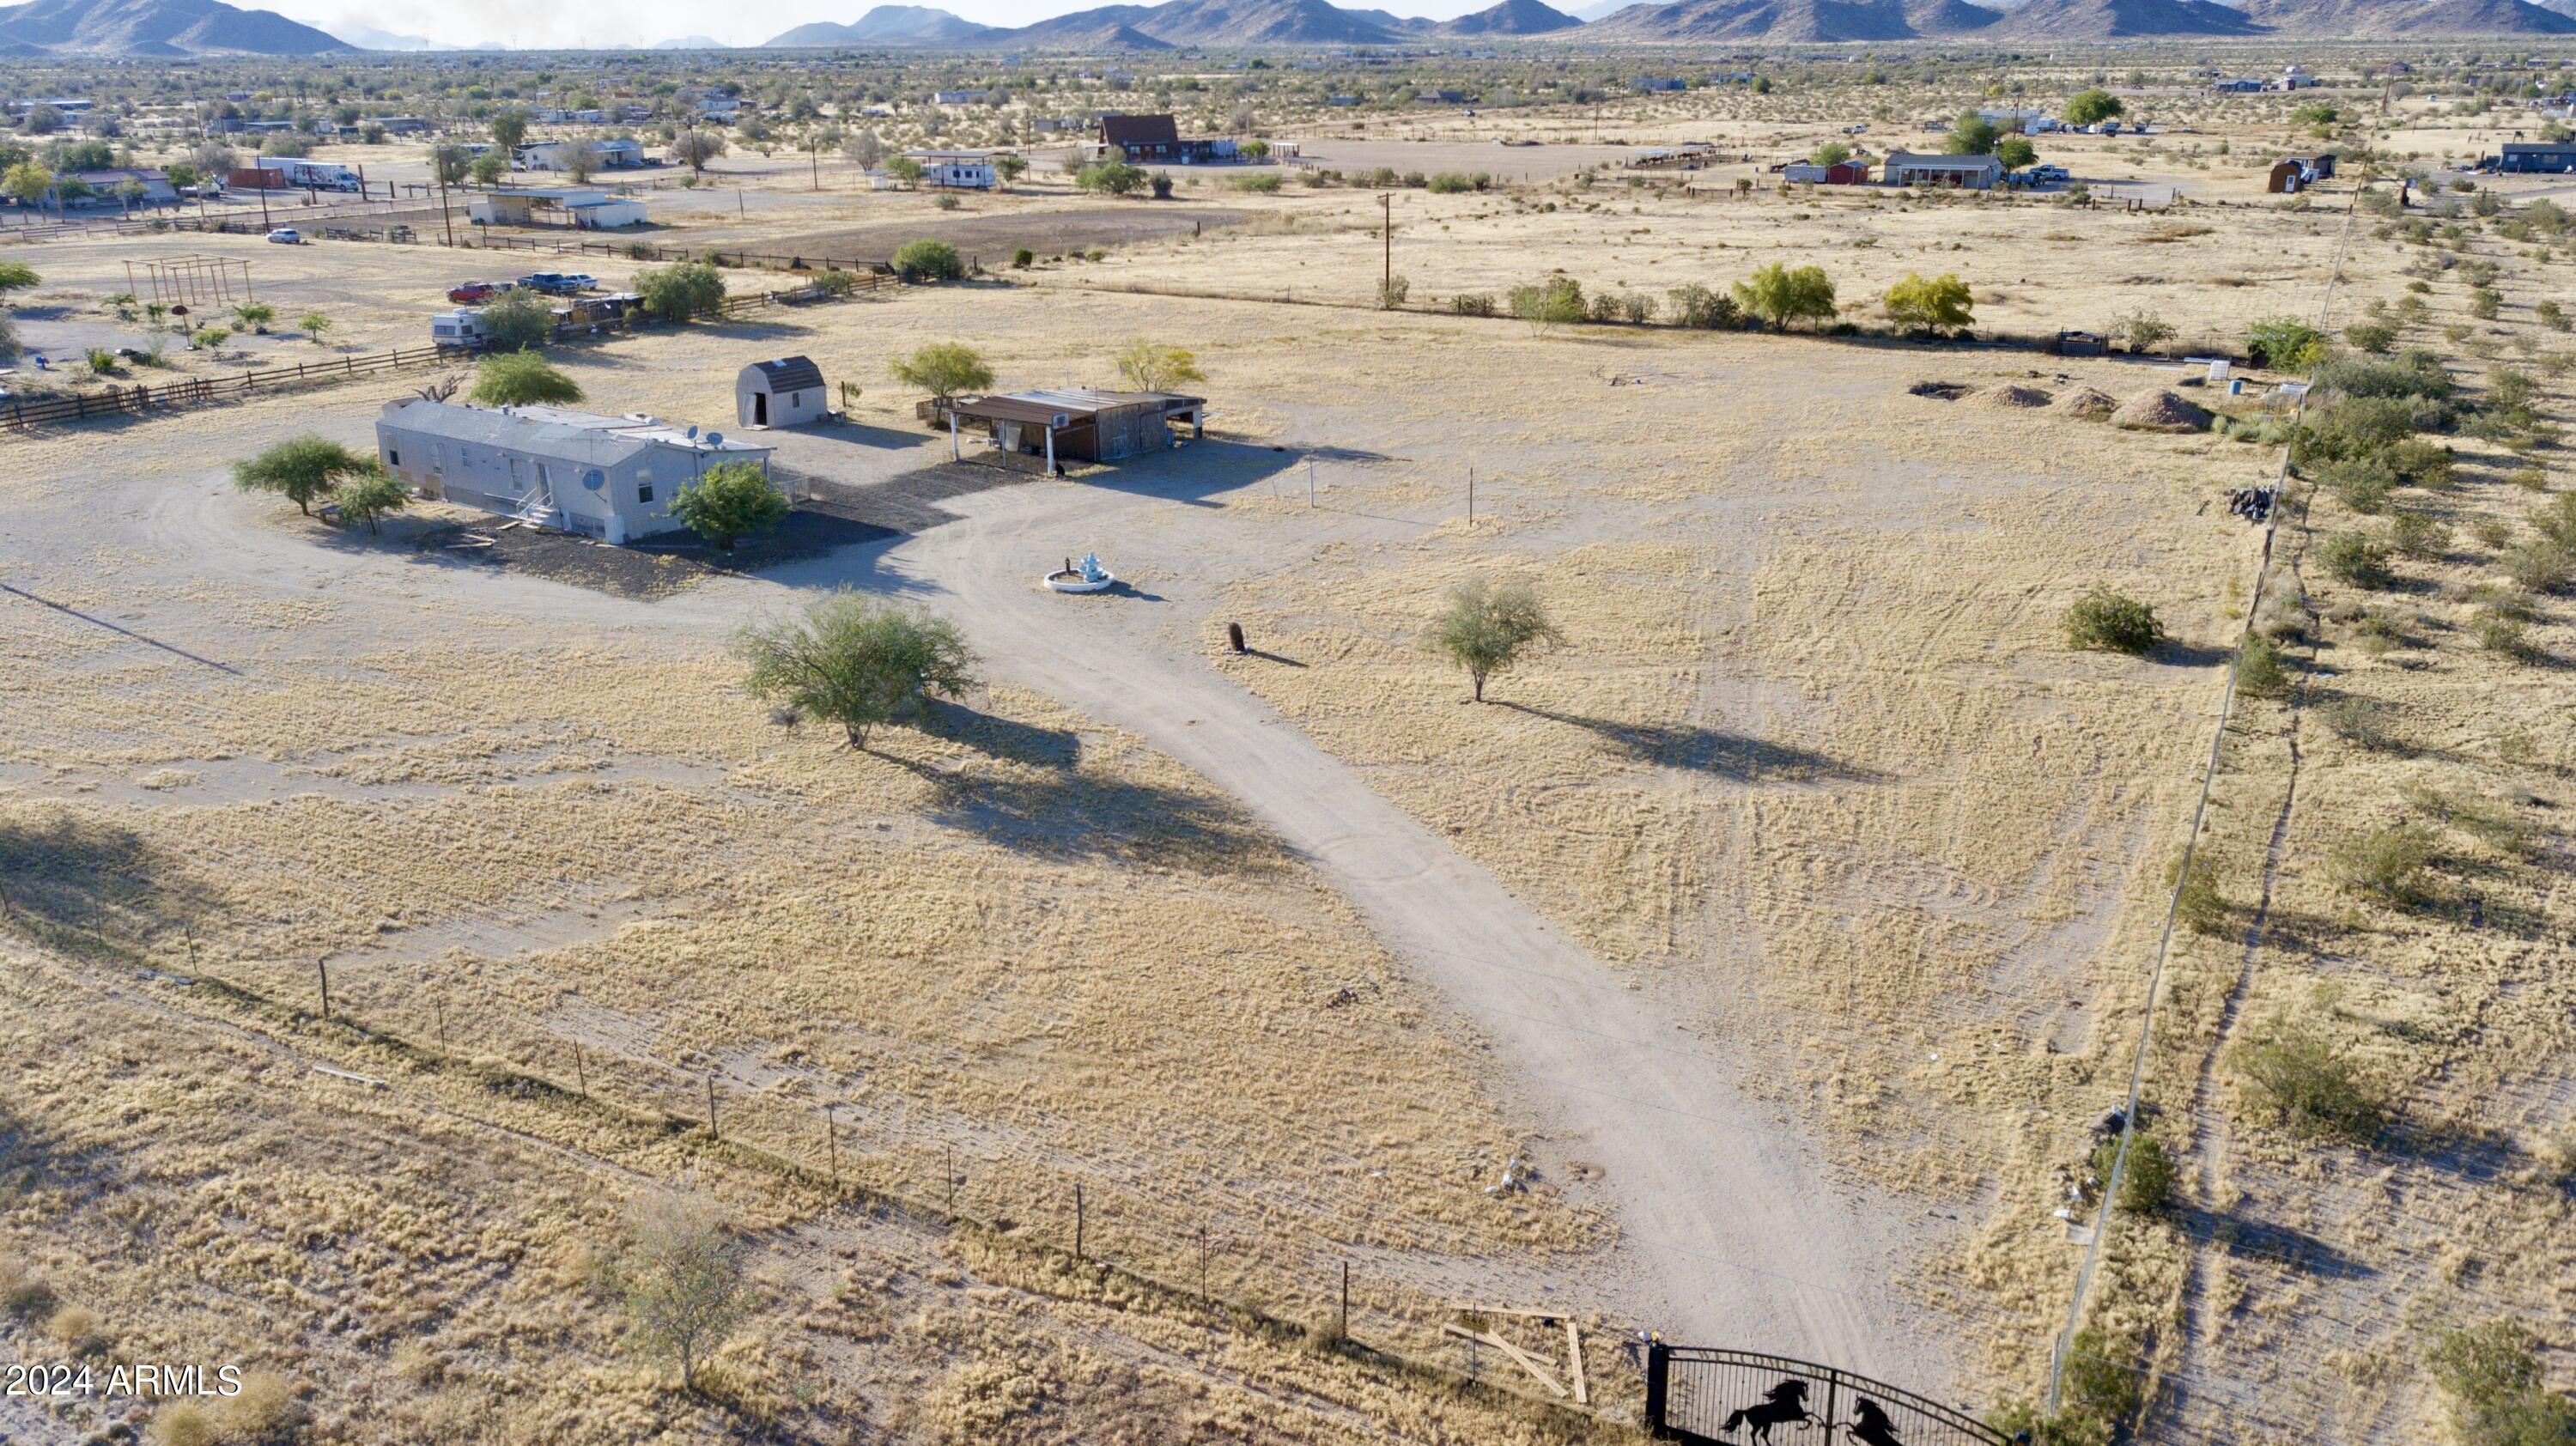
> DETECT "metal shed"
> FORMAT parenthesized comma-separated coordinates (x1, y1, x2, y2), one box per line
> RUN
(947, 389, 1206, 468)
(737, 356, 827, 428)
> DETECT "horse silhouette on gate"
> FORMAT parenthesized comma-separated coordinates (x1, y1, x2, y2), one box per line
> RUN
(1720, 1380, 1813, 1443)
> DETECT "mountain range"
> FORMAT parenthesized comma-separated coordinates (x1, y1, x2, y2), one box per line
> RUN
(3, 0, 2567, 59)
(767, 0, 2575, 43)
(0, 0, 342, 53)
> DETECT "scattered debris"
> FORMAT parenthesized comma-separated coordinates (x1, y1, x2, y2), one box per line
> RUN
(313, 1065, 388, 1090)
(1485, 1157, 1534, 1194)
(134, 968, 195, 986)
(1906, 380, 1970, 400)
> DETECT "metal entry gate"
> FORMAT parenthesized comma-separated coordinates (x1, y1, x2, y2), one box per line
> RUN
(1646, 1346, 2009, 1446)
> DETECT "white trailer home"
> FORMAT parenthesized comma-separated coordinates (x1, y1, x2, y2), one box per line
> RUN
(252, 156, 362, 190)
(374, 399, 775, 544)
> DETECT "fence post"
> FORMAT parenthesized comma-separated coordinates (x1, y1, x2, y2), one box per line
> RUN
(1073, 1182, 1084, 1261)
(317, 957, 331, 1020)
(1643, 1343, 1669, 1436)
(824, 1104, 838, 1193)
(705, 1073, 719, 1140)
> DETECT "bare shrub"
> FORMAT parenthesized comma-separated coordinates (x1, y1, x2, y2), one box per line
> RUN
(2328, 823, 2437, 902)
(2233, 1016, 2386, 1142)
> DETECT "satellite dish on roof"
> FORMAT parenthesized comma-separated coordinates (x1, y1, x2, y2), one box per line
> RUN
(706, 433, 723, 445)
(685, 425, 698, 439)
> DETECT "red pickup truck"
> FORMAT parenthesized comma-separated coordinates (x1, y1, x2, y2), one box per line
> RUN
(446, 281, 513, 304)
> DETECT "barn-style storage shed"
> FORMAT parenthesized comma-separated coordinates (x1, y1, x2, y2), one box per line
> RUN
(949, 389, 1205, 467)
(737, 356, 827, 428)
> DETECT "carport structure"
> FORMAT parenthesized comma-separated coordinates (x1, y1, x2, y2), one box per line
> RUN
(946, 389, 1206, 471)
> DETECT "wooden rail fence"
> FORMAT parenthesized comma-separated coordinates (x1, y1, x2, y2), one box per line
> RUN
(2, 277, 884, 434)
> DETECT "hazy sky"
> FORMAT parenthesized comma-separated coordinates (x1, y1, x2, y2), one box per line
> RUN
(288, 0, 1497, 51)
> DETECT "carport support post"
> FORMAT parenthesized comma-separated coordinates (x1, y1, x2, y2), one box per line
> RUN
(949, 410, 960, 461)
(1044, 424, 1054, 474)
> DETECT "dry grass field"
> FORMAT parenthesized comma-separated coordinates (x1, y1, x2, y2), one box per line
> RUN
(4, 59, 2574, 1445)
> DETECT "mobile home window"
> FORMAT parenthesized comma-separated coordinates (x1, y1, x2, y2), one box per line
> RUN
(637, 483, 653, 503)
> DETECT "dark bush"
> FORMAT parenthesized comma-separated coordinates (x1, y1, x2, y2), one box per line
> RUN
(2063, 587, 2163, 653)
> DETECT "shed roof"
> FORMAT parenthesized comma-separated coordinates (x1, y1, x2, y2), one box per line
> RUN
(952, 388, 1202, 427)
(743, 355, 824, 392)
(1100, 112, 1179, 148)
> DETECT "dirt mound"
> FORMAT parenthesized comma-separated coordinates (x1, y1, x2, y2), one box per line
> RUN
(1967, 383, 2054, 409)
(2052, 386, 2119, 419)
(1907, 380, 1969, 400)
(2111, 388, 2212, 432)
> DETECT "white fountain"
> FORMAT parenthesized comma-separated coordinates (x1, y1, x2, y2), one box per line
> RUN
(1043, 552, 1116, 594)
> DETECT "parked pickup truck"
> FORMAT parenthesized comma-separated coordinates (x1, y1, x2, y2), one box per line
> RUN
(517, 272, 597, 295)
(447, 280, 513, 304)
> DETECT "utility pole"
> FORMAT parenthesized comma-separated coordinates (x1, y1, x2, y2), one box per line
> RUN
(1467, 465, 1475, 525)
(1379, 191, 1392, 302)
(438, 168, 454, 248)
(824, 1104, 838, 1193)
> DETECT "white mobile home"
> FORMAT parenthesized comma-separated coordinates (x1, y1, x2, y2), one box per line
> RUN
(374, 399, 774, 544)
(904, 149, 997, 189)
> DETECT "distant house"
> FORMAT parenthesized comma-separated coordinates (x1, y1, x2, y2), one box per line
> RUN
(2267, 158, 2306, 193)
(738, 356, 827, 428)
(516, 137, 646, 171)
(1100, 112, 1182, 161)
(468, 185, 646, 229)
(1631, 76, 1686, 93)
(931, 89, 988, 106)
(1978, 107, 2056, 134)
(374, 399, 774, 544)
(1327, 94, 1360, 106)
(906, 149, 996, 188)
(66, 168, 177, 208)
(2214, 78, 2265, 94)
(1095, 113, 1236, 164)
(1783, 160, 1873, 185)
(1883, 150, 2002, 189)
(2499, 142, 2576, 173)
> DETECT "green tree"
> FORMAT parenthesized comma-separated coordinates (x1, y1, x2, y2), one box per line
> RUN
(233, 435, 371, 517)
(1732, 263, 1837, 333)
(471, 349, 583, 406)
(3, 161, 55, 210)
(0, 260, 39, 295)
(469, 150, 507, 185)
(1996, 135, 2038, 170)
(1425, 575, 1564, 703)
(890, 238, 963, 282)
(1947, 112, 2000, 156)
(1884, 272, 1974, 336)
(635, 261, 726, 323)
(2427, 1322, 2576, 1446)
(1113, 340, 1205, 393)
(2064, 586, 2162, 653)
(2233, 1015, 2385, 1142)
(334, 465, 411, 535)
(884, 154, 923, 188)
(2063, 88, 2123, 126)
(735, 593, 979, 749)
(1508, 275, 1586, 329)
(429, 143, 472, 186)
(489, 107, 531, 151)
(604, 1192, 752, 1394)
(478, 289, 556, 351)
(994, 154, 1029, 186)
(669, 461, 790, 551)
(2248, 315, 2330, 372)
(1076, 161, 1148, 196)
(300, 310, 333, 344)
(889, 342, 993, 406)
(1809, 139, 1853, 167)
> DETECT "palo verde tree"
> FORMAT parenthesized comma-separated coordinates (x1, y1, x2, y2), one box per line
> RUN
(602, 1191, 752, 1394)
(635, 261, 726, 323)
(734, 592, 980, 750)
(890, 238, 963, 282)
(1114, 340, 1205, 393)
(488, 107, 531, 152)
(232, 435, 373, 517)
(333, 466, 411, 536)
(428, 143, 473, 187)
(470, 349, 583, 407)
(2063, 88, 2124, 126)
(668, 461, 790, 551)
(1733, 263, 1838, 333)
(1884, 272, 1975, 337)
(671, 128, 727, 179)
(889, 342, 993, 407)
(1425, 575, 1564, 703)
(479, 289, 556, 352)
(0, 260, 38, 297)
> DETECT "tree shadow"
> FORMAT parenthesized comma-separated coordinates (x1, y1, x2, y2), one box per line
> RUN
(918, 698, 1081, 769)
(0, 1100, 127, 1215)
(0, 809, 226, 955)
(2170, 1200, 2378, 1282)
(1492, 703, 1884, 783)
(896, 750, 1289, 875)
(2151, 639, 2236, 668)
